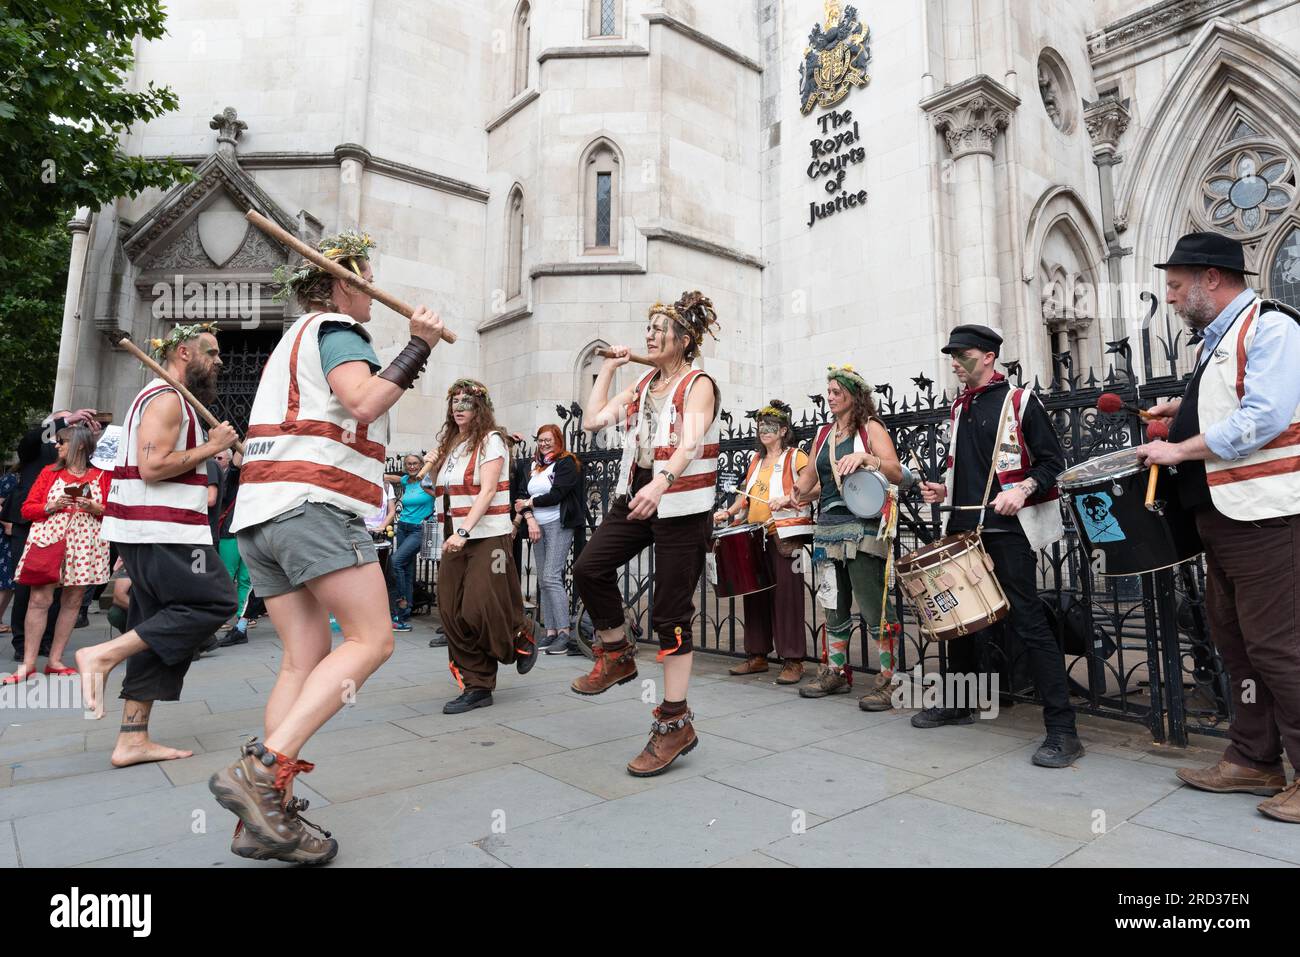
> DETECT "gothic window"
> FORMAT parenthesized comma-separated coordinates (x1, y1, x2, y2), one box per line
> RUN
(588, 0, 621, 38)
(582, 140, 621, 252)
(513, 2, 531, 97)
(506, 187, 525, 300)
(1199, 141, 1295, 235)
(1269, 227, 1300, 311)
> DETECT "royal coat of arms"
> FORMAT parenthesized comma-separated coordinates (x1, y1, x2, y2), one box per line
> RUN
(799, 1, 872, 115)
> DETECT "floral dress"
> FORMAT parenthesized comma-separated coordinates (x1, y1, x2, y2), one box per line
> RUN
(15, 467, 112, 587)
(0, 472, 16, 590)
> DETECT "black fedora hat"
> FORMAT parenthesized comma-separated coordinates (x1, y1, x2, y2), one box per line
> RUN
(1154, 231, 1257, 274)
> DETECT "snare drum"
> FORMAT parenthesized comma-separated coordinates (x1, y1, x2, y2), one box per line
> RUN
(842, 468, 889, 519)
(710, 523, 775, 598)
(897, 532, 1009, 641)
(1057, 448, 1203, 576)
(420, 520, 443, 561)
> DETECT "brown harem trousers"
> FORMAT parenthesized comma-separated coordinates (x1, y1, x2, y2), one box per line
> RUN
(438, 533, 529, 691)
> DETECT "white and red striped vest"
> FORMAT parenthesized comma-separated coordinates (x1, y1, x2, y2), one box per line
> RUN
(434, 432, 512, 539)
(230, 312, 389, 532)
(741, 447, 813, 538)
(616, 368, 720, 518)
(1199, 298, 1300, 520)
(941, 387, 1065, 551)
(101, 378, 211, 545)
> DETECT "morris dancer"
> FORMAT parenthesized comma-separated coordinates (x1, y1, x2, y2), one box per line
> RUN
(771, 366, 901, 711)
(917, 324, 1082, 767)
(715, 399, 811, 684)
(572, 291, 721, 776)
(425, 379, 537, 714)
(208, 231, 445, 863)
(78, 324, 238, 768)
(1139, 232, 1300, 823)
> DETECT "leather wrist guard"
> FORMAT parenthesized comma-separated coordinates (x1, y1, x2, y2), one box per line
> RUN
(377, 337, 432, 390)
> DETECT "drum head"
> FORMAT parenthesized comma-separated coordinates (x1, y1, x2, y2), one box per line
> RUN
(713, 522, 765, 540)
(842, 469, 888, 518)
(1058, 447, 1145, 489)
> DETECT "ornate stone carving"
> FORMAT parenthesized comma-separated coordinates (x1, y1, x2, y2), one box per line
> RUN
(145, 223, 215, 271)
(1084, 94, 1131, 154)
(920, 75, 1020, 159)
(210, 107, 247, 158)
(1087, 0, 1237, 61)
(225, 225, 287, 270)
(1039, 68, 1063, 131)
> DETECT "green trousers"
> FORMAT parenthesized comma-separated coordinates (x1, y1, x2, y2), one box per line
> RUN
(218, 537, 251, 618)
(823, 552, 899, 674)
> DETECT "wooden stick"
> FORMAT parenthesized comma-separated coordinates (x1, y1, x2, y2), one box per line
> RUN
(1145, 463, 1160, 510)
(103, 331, 245, 455)
(596, 347, 654, 367)
(245, 210, 457, 344)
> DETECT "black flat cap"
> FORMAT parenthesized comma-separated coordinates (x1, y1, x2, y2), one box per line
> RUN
(941, 324, 1003, 356)
(1154, 231, 1257, 274)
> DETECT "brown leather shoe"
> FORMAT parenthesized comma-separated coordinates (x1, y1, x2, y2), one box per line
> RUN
(858, 672, 896, 712)
(799, 664, 850, 698)
(1176, 760, 1286, 796)
(1258, 780, 1300, 823)
(571, 642, 638, 696)
(626, 707, 698, 777)
(776, 659, 804, 684)
(729, 655, 769, 676)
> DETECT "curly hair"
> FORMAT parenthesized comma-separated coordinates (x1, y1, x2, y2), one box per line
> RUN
(650, 290, 721, 362)
(427, 381, 507, 481)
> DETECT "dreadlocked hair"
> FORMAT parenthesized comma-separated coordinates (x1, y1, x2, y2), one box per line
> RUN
(754, 398, 795, 453)
(649, 291, 721, 362)
(427, 381, 506, 480)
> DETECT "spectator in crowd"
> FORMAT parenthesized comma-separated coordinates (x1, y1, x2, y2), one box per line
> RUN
(385, 453, 435, 632)
(5, 425, 111, 682)
(514, 425, 583, 654)
(0, 466, 17, 634)
(216, 451, 254, 648)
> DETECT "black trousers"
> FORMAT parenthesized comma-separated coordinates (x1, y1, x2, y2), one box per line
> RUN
(943, 531, 1077, 735)
(8, 525, 57, 655)
(119, 542, 236, 702)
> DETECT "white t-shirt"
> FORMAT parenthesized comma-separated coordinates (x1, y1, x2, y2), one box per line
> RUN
(527, 462, 561, 526)
(363, 483, 393, 532)
(438, 432, 509, 487)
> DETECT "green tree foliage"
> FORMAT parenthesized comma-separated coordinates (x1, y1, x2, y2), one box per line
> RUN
(0, 221, 69, 454)
(0, 0, 191, 243)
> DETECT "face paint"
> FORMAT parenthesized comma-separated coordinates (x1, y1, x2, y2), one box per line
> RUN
(452, 399, 474, 412)
(757, 423, 780, 435)
(956, 354, 980, 374)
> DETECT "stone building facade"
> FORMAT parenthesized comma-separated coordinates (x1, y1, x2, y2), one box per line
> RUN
(52, 0, 1300, 452)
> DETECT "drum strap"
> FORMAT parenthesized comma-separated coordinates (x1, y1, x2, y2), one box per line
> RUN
(975, 394, 1015, 535)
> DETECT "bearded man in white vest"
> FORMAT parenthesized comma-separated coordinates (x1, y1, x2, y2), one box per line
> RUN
(918, 324, 1084, 768)
(1139, 231, 1300, 825)
(207, 230, 445, 864)
(79, 324, 239, 767)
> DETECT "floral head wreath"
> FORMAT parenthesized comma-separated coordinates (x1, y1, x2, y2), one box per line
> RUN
(756, 399, 792, 425)
(149, 322, 218, 360)
(826, 364, 871, 396)
(448, 378, 493, 409)
(272, 230, 377, 304)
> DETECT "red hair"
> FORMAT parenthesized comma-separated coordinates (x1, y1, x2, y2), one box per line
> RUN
(534, 424, 580, 472)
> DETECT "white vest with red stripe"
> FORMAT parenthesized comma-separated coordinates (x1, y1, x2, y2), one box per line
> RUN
(1199, 297, 1300, 520)
(743, 447, 813, 538)
(434, 432, 512, 539)
(101, 379, 211, 545)
(230, 312, 389, 532)
(941, 385, 1065, 552)
(616, 367, 720, 518)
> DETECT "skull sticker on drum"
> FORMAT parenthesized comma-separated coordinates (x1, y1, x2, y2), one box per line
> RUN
(1074, 492, 1125, 543)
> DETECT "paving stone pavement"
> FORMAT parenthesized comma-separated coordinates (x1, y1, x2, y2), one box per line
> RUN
(0, 610, 1295, 868)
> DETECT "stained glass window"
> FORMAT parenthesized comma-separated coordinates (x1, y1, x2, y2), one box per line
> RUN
(1201, 145, 1295, 234)
(1270, 228, 1300, 311)
(595, 173, 611, 247)
(600, 0, 616, 35)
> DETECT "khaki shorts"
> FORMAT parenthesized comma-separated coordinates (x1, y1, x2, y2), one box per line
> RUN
(236, 502, 377, 597)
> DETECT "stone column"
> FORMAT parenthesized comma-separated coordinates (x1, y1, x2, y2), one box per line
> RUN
(52, 209, 93, 413)
(337, 0, 375, 231)
(921, 75, 1020, 330)
(334, 143, 372, 232)
(1084, 93, 1132, 342)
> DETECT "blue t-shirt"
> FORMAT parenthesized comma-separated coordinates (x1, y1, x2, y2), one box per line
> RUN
(398, 474, 434, 525)
(319, 323, 380, 376)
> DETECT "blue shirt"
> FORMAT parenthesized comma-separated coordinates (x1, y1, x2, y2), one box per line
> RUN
(398, 474, 434, 525)
(1196, 288, 1300, 461)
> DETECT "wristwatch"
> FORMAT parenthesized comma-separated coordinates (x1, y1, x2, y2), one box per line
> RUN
(659, 469, 676, 488)
(455, 528, 470, 539)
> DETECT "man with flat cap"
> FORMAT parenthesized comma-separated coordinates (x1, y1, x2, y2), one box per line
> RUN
(1138, 231, 1300, 824)
(917, 324, 1083, 767)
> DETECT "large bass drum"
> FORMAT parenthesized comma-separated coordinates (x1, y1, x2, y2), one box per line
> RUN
(709, 523, 775, 599)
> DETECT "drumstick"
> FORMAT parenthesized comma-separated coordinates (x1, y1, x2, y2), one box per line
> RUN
(245, 210, 457, 344)
(102, 330, 245, 455)
(1097, 392, 1154, 420)
(596, 348, 655, 367)
(1144, 464, 1159, 510)
(724, 486, 774, 505)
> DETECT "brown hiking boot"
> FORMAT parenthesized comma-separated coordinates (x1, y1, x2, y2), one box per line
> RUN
(799, 664, 850, 698)
(729, 655, 769, 676)
(776, 659, 805, 685)
(1258, 780, 1300, 823)
(1176, 760, 1286, 796)
(208, 738, 314, 854)
(627, 707, 698, 777)
(858, 672, 896, 712)
(231, 797, 339, 864)
(571, 642, 638, 696)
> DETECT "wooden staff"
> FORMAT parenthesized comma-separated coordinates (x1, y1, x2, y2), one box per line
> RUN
(1144, 464, 1160, 510)
(596, 347, 654, 367)
(245, 210, 457, 344)
(103, 330, 245, 455)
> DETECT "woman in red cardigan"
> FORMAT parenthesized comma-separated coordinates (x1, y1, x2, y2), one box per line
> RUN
(6, 425, 111, 683)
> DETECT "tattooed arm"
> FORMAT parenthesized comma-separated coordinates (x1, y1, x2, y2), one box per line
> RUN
(136, 393, 237, 482)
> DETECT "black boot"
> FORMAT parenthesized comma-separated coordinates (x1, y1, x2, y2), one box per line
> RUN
(442, 688, 493, 714)
(1032, 731, 1085, 768)
(909, 706, 973, 729)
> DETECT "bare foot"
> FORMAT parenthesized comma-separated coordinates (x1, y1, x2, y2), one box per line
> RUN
(75, 646, 114, 719)
(110, 738, 194, 767)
